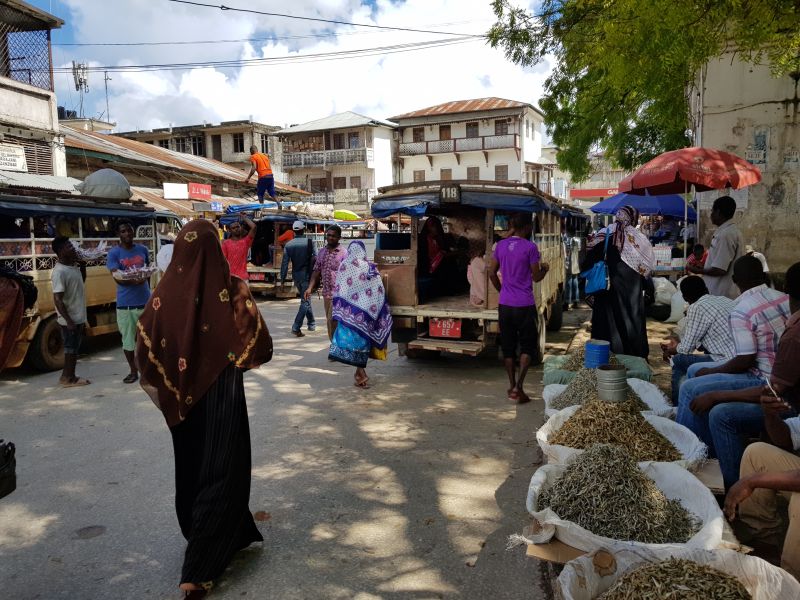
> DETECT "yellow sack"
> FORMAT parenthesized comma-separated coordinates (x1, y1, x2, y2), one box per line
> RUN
(370, 346, 388, 361)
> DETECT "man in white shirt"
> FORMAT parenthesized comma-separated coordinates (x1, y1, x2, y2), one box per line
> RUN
(687, 195, 743, 299)
(51, 236, 90, 387)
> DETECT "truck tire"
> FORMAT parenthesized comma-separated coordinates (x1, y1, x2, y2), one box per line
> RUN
(532, 312, 547, 366)
(29, 316, 65, 372)
(546, 291, 564, 332)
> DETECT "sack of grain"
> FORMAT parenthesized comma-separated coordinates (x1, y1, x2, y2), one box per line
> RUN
(557, 547, 800, 600)
(542, 379, 673, 419)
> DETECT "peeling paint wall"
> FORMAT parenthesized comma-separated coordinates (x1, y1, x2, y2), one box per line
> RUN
(694, 52, 800, 273)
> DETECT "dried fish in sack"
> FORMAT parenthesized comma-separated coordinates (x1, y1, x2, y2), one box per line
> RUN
(598, 557, 751, 599)
(549, 398, 681, 462)
(550, 368, 648, 411)
(537, 444, 700, 544)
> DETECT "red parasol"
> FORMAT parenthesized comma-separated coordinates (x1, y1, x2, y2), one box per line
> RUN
(618, 147, 761, 195)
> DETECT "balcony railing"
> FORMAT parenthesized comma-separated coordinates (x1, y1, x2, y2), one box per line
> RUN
(305, 188, 375, 207)
(283, 147, 373, 168)
(399, 134, 519, 156)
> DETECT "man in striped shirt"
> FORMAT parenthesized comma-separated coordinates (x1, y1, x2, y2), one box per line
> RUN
(661, 276, 736, 403)
(676, 256, 791, 488)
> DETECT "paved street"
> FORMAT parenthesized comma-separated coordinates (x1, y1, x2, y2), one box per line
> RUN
(0, 298, 587, 600)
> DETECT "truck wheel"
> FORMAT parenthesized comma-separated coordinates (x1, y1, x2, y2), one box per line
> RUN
(546, 291, 564, 332)
(532, 312, 547, 366)
(29, 316, 65, 372)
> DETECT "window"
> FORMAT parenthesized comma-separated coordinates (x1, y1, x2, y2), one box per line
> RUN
(260, 133, 269, 154)
(333, 177, 347, 190)
(350, 176, 362, 189)
(333, 133, 345, 150)
(525, 119, 530, 138)
(440, 168, 452, 181)
(413, 170, 426, 182)
(494, 164, 509, 181)
(158, 139, 169, 149)
(466, 166, 480, 180)
(175, 137, 188, 153)
(348, 132, 360, 148)
(310, 178, 328, 192)
(439, 125, 451, 140)
(412, 127, 424, 142)
(466, 122, 479, 138)
(495, 119, 509, 136)
(232, 132, 245, 153)
(190, 135, 205, 156)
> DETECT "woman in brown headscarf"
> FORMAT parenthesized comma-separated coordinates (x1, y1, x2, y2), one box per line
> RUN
(136, 219, 272, 598)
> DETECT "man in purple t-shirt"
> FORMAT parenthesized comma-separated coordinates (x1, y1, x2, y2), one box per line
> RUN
(488, 212, 549, 404)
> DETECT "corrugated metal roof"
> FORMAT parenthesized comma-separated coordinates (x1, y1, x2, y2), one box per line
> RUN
(130, 186, 255, 217)
(0, 170, 82, 192)
(62, 126, 309, 196)
(390, 97, 539, 121)
(278, 111, 397, 135)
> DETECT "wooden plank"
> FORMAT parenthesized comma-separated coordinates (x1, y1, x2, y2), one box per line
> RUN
(408, 338, 483, 355)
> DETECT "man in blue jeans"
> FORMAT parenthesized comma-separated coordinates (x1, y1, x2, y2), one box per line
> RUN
(661, 276, 736, 403)
(280, 221, 316, 337)
(676, 257, 791, 489)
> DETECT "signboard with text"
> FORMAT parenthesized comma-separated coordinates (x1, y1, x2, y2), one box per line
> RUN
(163, 182, 189, 199)
(188, 182, 212, 200)
(570, 187, 619, 199)
(0, 144, 28, 172)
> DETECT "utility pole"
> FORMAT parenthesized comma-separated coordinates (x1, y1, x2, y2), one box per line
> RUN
(104, 71, 112, 124)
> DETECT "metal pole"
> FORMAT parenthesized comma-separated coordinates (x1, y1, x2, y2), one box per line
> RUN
(104, 71, 111, 124)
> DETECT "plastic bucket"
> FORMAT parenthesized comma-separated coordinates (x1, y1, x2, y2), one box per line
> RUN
(584, 339, 610, 369)
(596, 364, 628, 402)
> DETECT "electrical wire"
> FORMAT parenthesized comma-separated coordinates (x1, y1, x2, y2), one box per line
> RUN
(50, 36, 478, 74)
(165, 0, 484, 37)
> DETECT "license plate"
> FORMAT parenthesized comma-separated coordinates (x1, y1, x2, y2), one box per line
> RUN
(429, 318, 462, 338)
(248, 273, 265, 281)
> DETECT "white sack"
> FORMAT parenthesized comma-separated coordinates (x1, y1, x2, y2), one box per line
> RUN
(653, 277, 677, 306)
(667, 289, 688, 323)
(525, 462, 724, 553)
(557, 547, 800, 600)
(537, 406, 706, 470)
(75, 168, 132, 199)
(542, 379, 674, 419)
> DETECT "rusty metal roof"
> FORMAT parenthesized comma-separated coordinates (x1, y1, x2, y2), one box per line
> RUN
(62, 126, 309, 196)
(390, 97, 541, 121)
(131, 186, 256, 217)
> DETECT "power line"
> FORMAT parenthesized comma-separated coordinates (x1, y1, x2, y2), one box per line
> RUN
(51, 37, 478, 74)
(166, 0, 485, 38)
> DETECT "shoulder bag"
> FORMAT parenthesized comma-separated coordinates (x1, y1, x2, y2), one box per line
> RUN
(0, 440, 16, 499)
(580, 233, 611, 295)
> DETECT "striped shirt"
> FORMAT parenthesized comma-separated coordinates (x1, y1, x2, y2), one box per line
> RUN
(676, 294, 736, 360)
(729, 284, 790, 377)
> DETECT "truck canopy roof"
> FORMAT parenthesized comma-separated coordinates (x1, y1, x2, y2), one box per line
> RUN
(0, 193, 155, 219)
(371, 181, 559, 219)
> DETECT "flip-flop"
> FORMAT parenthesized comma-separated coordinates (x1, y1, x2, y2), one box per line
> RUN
(62, 378, 91, 388)
(123, 373, 138, 384)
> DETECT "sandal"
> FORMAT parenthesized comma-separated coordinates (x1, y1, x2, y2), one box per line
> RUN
(61, 377, 91, 388)
(123, 373, 138, 384)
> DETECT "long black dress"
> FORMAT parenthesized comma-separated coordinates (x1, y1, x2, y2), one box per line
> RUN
(581, 242, 649, 358)
(170, 364, 263, 584)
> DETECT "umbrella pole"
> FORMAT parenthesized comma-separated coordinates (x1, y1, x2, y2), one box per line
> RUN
(683, 181, 689, 267)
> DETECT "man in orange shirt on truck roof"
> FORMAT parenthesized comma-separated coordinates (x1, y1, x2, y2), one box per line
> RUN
(245, 144, 278, 205)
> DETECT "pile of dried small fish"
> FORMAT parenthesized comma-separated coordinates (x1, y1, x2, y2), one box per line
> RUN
(549, 398, 681, 462)
(537, 444, 700, 544)
(598, 557, 751, 599)
(562, 347, 619, 371)
(550, 368, 648, 412)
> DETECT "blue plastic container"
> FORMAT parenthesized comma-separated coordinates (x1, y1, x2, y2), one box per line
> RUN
(584, 339, 611, 369)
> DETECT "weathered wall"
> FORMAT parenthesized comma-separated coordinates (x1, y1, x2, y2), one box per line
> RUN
(695, 53, 800, 272)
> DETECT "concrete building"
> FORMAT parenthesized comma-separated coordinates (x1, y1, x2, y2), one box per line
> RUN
(691, 51, 800, 273)
(390, 97, 551, 191)
(0, 0, 66, 179)
(541, 145, 570, 201)
(117, 120, 285, 181)
(277, 111, 396, 211)
(568, 152, 629, 209)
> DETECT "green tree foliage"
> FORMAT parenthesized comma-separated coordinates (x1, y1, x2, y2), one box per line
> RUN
(488, 0, 800, 181)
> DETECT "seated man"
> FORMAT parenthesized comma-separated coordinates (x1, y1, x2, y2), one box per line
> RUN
(682, 261, 798, 490)
(661, 276, 736, 404)
(676, 257, 790, 473)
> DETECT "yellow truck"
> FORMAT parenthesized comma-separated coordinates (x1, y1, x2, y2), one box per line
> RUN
(370, 181, 565, 361)
(0, 192, 182, 370)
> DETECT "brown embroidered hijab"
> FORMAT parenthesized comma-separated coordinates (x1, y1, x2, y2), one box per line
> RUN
(136, 219, 272, 427)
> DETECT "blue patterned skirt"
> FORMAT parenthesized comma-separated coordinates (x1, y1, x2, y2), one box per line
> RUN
(328, 323, 370, 368)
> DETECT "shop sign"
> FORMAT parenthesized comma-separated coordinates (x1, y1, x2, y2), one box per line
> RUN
(0, 143, 28, 172)
(188, 182, 212, 200)
(163, 182, 189, 199)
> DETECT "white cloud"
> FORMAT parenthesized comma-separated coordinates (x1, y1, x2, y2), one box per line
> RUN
(48, 0, 551, 131)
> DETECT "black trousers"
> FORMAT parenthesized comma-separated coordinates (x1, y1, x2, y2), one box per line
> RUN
(170, 365, 263, 584)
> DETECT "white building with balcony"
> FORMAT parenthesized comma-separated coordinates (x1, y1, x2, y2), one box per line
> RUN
(391, 97, 551, 191)
(277, 112, 396, 212)
(0, 1, 66, 181)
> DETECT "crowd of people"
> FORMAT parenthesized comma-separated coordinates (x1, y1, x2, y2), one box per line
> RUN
(38, 194, 800, 592)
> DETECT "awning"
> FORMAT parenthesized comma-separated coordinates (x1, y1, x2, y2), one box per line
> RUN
(371, 193, 439, 218)
(0, 170, 82, 193)
(0, 199, 153, 218)
(461, 190, 554, 213)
